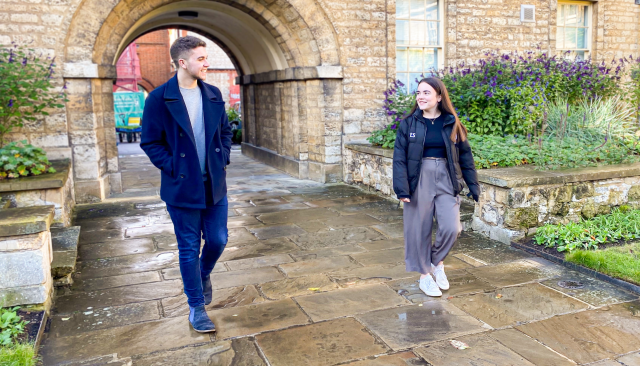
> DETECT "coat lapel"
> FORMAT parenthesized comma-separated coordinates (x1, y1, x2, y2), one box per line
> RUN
(199, 80, 225, 151)
(164, 75, 197, 149)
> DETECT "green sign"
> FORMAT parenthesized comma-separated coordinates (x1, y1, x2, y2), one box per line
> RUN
(114, 92, 145, 129)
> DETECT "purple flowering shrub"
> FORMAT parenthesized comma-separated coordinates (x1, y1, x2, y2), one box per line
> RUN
(439, 51, 632, 137)
(366, 80, 415, 148)
(0, 45, 67, 147)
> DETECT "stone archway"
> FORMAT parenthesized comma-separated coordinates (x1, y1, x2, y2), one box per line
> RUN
(63, 0, 344, 203)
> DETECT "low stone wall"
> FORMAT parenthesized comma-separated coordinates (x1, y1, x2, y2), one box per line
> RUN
(474, 163, 640, 243)
(343, 143, 640, 244)
(0, 160, 75, 227)
(0, 206, 55, 310)
(343, 143, 394, 196)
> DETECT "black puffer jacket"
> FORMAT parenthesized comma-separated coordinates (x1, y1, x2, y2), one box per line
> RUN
(392, 110, 480, 200)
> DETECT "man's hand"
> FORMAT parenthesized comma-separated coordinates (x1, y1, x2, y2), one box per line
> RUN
(400, 198, 410, 203)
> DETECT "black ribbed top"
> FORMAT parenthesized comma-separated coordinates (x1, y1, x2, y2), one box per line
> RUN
(420, 114, 447, 158)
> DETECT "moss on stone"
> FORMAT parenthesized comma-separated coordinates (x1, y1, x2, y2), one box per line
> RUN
(504, 207, 538, 229)
(573, 183, 595, 200)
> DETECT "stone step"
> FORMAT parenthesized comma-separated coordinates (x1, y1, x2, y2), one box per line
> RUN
(51, 226, 81, 287)
(460, 200, 475, 231)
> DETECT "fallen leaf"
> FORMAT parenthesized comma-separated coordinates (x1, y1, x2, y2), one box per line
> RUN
(307, 288, 321, 291)
(496, 294, 503, 299)
(61, 317, 70, 321)
(450, 340, 470, 350)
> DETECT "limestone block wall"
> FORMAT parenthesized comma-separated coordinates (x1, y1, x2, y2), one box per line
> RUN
(473, 164, 640, 244)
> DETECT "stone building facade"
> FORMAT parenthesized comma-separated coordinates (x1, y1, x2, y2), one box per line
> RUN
(1, 0, 639, 202)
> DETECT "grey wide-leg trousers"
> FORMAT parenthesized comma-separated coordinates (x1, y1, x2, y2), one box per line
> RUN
(404, 158, 462, 274)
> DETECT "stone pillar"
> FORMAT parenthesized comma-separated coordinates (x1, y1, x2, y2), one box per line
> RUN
(0, 206, 55, 311)
(63, 63, 121, 203)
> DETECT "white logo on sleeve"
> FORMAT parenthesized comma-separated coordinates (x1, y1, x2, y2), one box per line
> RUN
(410, 133, 416, 138)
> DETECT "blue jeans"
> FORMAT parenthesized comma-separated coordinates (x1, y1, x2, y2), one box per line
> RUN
(166, 196, 228, 307)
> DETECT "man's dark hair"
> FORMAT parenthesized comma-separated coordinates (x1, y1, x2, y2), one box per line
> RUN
(170, 36, 206, 68)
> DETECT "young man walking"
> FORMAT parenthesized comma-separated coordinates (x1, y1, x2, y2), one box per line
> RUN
(141, 36, 232, 332)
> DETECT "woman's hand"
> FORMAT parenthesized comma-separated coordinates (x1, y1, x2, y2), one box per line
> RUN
(400, 198, 411, 203)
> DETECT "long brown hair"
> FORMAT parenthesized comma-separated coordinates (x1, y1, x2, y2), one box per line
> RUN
(408, 77, 468, 142)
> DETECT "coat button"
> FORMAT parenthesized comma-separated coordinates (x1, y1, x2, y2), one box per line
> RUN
(179, 174, 185, 179)
(180, 153, 185, 158)
(215, 148, 220, 152)
(180, 132, 184, 137)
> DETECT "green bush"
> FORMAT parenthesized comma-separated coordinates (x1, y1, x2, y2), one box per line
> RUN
(226, 108, 241, 123)
(232, 129, 242, 144)
(0, 307, 27, 347)
(366, 81, 415, 149)
(0, 141, 56, 179)
(534, 207, 640, 252)
(0, 45, 67, 147)
(0, 342, 37, 366)
(566, 242, 640, 285)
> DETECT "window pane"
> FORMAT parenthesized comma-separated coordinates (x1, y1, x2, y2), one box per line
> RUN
(397, 0, 410, 18)
(396, 73, 408, 92)
(425, 48, 437, 71)
(575, 51, 585, 60)
(411, 0, 425, 20)
(410, 21, 426, 45)
(557, 26, 565, 49)
(409, 48, 423, 71)
(426, 21, 439, 45)
(565, 5, 578, 26)
(397, 20, 409, 45)
(397, 48, 408, 71)
(577, 27, 587, 49)
(425, 0, 438, 20)
(565, 27, 577, 49)
(410, 72, 423, 92)
(558, 5, 564, 26)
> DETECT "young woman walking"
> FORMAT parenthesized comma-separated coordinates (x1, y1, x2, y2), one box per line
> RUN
(392, 77, 480, 297)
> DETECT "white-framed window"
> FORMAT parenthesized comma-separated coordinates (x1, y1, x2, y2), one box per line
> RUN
(556, 2, 592, 60)
(396, 0, 444, 92)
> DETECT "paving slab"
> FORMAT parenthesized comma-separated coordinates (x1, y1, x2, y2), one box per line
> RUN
(218, 238, 299, 261)
(75, 251, 179, 279)
(49, 301, 160, 337)
(258, 274, 339, 300)
(125, 224, 174, 238)
(79, 229, 126, 244)
(75, 216, 150, 233)
(161, 285, 265, 317)
(131, 338, 266, 366)
(540, 272, 638, 307)
(40, 316, 209, 365)
(294, 284, 409, 321)
(321, 214, 382, 229)
(256, 318, 388, 366)
(225, 254, 293, 271)
(249, 224, 306, 239)
(289, 244, 366, 261)
(468, 257, 571, 288)
(235, 203, 310, 215)
(357, 238, 404, 251)
(357, 302, 489, 350)
(71, 271, 162, 292)
(152, 235, 177, 250)
(228, 227, 258, 244)
(488, 329, 576, 366)
(279, 256, 361, 277)
(387, 270, 495, 303)
(210, 267, 284, 289)
(415, 333, 536, 366)
(351, 247, 405, 265)
(250, 197, 289, 206)
(257, 207, 338, 225)
(517, 301, 640, 365)
(55, 279, 184, 314)
(227, 216, 263, 228)
(453, 245, 533, 266)
(208, 298, 309, 339)
(160, 263, 226, 280)
(78, 238, 155, 261)
(617, 352, 640, 366)
(372, 222, 405, 238)
(341, 351, 429, 366)
(450, 283, 589, 328)
(293, 220, 330, 233)
(329, 263, 417, 287)
(290, 227, 384, 250)
(451, 232, 504, 253)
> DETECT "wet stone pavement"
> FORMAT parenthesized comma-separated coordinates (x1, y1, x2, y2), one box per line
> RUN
(40, 147, 640, 365)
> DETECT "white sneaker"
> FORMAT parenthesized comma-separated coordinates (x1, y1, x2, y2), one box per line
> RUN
(419, 275, 442, 297)
(433, 264, 450, 290)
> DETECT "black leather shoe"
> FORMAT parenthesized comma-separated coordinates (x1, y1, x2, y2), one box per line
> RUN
(189, 305, 216, 333)
(202, 275, 212, 305)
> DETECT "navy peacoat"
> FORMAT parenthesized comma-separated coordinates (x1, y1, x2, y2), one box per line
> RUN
(140, 75, 233, 209)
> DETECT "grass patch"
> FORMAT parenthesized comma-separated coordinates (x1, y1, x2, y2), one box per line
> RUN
(566, 242, 640, 286)
(0, 342, 37, 366)
(534, 206, 640, 252)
